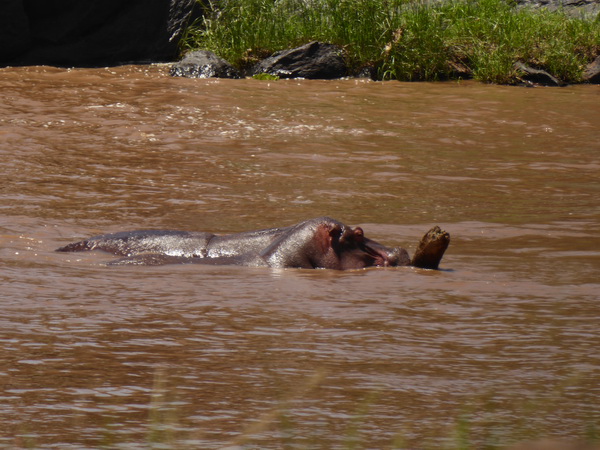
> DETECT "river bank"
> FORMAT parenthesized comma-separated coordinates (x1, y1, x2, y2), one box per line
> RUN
(180, 0, 600, 84)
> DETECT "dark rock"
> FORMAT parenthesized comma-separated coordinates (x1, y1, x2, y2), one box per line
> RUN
(0, 0, 202, 67)
(252, 41, 347, 79)
(170, 50, 241, 78)
(514, 61, 564, 86)
(583, 55, 600, 83)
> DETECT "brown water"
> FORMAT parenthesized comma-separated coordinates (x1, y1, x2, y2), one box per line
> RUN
(0, 65, 598, 449)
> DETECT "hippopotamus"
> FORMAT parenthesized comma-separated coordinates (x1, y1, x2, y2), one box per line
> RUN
(56, 217, 449, 270)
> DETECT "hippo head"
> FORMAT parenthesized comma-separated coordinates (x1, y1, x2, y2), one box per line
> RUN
(261, 218, 410, 269)
(313, 221, 410, 270)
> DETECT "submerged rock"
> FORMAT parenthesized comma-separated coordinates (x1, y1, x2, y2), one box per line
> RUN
(514, 61, 564, 86)
(170, 50, 241, 78)
(252, 41, 347, 79)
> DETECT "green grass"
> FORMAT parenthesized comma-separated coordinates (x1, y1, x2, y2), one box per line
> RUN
(181, 0, 600, 83)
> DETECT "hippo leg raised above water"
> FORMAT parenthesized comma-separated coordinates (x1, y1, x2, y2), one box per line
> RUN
(57, 217, 449, 270)
(411, 226, 450, 270)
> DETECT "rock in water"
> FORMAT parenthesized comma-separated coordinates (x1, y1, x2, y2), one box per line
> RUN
(583, 55, 600, 84)
(514, 61, 563, 86)
(170, 50, 241, 78)
(252, 41, 347, 80)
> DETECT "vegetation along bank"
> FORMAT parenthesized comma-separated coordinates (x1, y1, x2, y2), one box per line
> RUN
(179, 0, 600, 84)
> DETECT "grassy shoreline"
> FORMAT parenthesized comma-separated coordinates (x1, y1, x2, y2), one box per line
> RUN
(182, 0, 599, 83)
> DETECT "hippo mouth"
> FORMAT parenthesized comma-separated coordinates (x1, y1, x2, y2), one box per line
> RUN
(363, 243, 394, 267)
(336, 225, 408, 269)
(362, 242, 409, 267)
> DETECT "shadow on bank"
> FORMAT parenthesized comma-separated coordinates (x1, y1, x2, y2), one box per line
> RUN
(0, 0, 204, 67)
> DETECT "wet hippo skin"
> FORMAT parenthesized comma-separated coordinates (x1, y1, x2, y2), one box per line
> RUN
(57, 217, 449, 270)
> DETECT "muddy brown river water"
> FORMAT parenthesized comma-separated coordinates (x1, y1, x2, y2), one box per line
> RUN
(0, 65, 598, 449)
